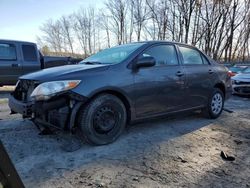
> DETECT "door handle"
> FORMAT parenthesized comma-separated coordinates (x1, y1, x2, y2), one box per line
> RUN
(11, 64, 21, 67)
(176, 71, 184, 77)
(208, 69, 214, 74)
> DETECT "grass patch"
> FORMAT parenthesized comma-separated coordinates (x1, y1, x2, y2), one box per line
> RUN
(0, 86, 15, 92)
(0, 99, 8, 104)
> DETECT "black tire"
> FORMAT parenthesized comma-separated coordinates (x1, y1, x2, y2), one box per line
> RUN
(77, 94, 127, 145)
(204, 88, 224, 119)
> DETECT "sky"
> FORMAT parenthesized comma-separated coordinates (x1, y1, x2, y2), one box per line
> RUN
(0, 0, 104, 42)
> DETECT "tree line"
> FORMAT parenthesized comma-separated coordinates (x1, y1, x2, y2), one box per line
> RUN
(37, 0, 250, 62)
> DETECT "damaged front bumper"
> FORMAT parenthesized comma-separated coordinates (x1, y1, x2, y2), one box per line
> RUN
(9, 91, 88, 130)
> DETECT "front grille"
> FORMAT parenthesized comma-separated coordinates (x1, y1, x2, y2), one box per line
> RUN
(234, 86, 250, 94)
(234, 81, 250, 85)
(13, 80, 38, 101)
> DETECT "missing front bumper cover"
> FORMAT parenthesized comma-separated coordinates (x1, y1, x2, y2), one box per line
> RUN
(8, 95, 34, 117)
(9, 93, 87, 130)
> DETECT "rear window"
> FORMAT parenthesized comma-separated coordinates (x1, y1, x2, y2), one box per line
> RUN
(0, 43, 17, 60)
(179, 46, 203, 65)
(22, 45, 37, 61)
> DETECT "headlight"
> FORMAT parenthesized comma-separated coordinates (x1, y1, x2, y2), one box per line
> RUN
(31, 80, 81, 101)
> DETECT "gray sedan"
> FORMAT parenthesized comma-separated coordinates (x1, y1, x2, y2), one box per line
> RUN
(9, 41, 232, 145)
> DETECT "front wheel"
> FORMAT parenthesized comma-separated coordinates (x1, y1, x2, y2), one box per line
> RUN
(77, 94, 127, 145)
(204, 88, 224, 119)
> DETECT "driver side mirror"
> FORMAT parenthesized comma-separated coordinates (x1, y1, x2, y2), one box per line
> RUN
(135, 56, 156, 69)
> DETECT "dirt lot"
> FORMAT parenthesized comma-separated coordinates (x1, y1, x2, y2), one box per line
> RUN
(0, 86, 250, 188)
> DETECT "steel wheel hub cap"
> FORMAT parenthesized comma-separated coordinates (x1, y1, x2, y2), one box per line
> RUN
(94, 106, 117, 133)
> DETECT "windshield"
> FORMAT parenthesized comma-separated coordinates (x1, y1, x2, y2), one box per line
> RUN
(80, 43, 145, 64)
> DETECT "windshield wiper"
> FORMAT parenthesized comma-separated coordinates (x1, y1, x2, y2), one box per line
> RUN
(82, 61, 102, 65)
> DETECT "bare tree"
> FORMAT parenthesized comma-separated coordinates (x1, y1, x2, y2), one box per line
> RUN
(60, 15, 74, 54)
(37, 0, 250, 62)
(175, 0, 196, 43)
(72, 7, 96, 56)
(40, 19, 64, 53)
(105, 0, 127, 44)
(145, 0, 169, 40)
(130, 0, 149, 41)
(98, 11, 111, 48)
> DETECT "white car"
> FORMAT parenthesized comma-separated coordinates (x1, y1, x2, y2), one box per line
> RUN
(232, 67, 250, 95)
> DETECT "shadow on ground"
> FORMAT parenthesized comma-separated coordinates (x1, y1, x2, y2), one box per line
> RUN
(0, 95, 249, 187)
(1, 112, 211, 187)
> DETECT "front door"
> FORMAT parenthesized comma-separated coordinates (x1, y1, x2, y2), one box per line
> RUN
(133, 44, 187, 118)
(0, 43, 22, 85)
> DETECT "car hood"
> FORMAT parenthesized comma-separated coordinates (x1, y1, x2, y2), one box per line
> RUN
(232, 73, 250, 82)
(20, 64, 109, 82)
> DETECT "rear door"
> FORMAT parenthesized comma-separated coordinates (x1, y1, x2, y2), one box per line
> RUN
(177, 45, 216, 107)
(21, 44, 40, 75)
(134, 44, 187, 118)
(0, 42, 22, 85)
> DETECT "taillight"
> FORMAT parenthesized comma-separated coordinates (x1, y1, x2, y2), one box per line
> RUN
(227, 71, 235, 77)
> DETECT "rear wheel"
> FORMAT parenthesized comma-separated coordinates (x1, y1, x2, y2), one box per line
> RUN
(78, 94, 127, 145)
(204, 88, 224, 119)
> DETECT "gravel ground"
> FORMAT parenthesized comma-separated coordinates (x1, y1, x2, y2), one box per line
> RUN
(0, 87, 250, 188)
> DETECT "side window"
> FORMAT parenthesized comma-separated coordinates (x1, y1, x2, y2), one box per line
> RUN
(201, 54, 209, 64)
(141, 45, 178, 66)
(0, 43, 16, 60)
(22, 45, 37, 61)
(179, 46, 203, 65)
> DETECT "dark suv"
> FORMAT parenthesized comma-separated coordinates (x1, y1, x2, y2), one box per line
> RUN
(9, 41, 232, 145)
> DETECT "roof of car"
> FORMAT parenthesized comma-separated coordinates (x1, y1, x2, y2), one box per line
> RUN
(0, 39, 36, 45)
(132, 40, 197, 48)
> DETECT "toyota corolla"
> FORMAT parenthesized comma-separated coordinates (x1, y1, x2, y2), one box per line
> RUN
(9, 41, 232, 145)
